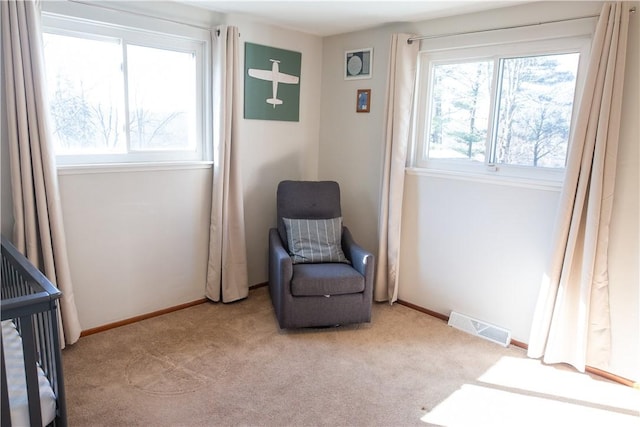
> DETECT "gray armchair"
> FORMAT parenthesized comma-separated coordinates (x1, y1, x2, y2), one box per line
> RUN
(268, 180, 374, 329)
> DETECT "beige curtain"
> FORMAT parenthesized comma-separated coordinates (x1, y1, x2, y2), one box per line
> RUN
(527, 2, 630, 372)
(206, 26, 249, 303)
(1, 0, 81, 345)
(374, 34, 419, 303)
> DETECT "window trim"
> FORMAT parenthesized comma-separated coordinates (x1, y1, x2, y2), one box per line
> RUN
(56, 160, 214, 176)
(411, 20, 594, 183)
(41, 11, 211, 166)
(406, 167, 564, 192)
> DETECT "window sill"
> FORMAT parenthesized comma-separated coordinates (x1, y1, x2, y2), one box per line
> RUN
(406, 167, 564, 192)
(56, 161, 213, 176)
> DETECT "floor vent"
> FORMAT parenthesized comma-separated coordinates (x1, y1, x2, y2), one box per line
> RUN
(448, 311, 511, 347)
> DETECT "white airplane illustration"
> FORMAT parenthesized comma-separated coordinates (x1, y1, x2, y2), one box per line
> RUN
(248, 59, 299, 108)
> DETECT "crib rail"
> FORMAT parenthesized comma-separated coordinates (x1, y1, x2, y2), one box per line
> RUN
(1, 236, 67, 427)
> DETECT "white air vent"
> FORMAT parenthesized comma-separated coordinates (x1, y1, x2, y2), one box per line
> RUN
(448, 311, 511, 347)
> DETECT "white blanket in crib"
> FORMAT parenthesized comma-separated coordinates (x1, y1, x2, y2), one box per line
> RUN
(2, 320, 56, 427)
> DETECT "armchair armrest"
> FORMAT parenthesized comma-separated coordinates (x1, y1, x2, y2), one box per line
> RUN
(342, 226, 374, 279)
(269, 228, 293, 291)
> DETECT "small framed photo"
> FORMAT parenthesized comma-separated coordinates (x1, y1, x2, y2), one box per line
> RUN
(345, 48, 373, 80)
(356, 89, 371, 113)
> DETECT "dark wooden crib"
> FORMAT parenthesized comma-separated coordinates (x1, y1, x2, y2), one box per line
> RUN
(1, 236, 67, 427)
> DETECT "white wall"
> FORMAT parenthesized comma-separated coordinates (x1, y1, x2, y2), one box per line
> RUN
(224, 14, 323, 286)
(58, 166, 212, 329)
(319, 1, 639, 381)
(318, 28, 390, 253)
(399, 174, 559, 342)
(316, 17, 404, 293)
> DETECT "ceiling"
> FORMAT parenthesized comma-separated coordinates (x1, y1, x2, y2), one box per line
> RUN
(182, 1, 525, 37)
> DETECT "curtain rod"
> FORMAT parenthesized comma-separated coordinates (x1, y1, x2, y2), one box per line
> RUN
(66, 0, 214, 32)
(407, 6, 636, 44)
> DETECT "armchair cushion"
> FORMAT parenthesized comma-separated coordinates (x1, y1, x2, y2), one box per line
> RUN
(283, 217, 349, 264)
(291, 263, 365, 296)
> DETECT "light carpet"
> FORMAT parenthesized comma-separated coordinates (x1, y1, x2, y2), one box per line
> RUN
(63, 287, 640, 426)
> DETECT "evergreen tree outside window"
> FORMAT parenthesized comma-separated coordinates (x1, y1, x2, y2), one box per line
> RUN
(414, 30, 591, 183)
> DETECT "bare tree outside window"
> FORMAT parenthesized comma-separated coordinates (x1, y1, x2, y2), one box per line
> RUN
(44, 33, 125, 154)
(43, 31, 198, 159)
(49, 76, 96, 149)
(494, 54, 579, 168)
(425, 52, 580, 170)
(126, 45, 196, 152)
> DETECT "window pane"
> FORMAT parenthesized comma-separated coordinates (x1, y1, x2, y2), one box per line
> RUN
(427, 61, 493, 162)
(43, 33, 126, 155)
(493, 53, 579, 168)
(127, 45, 197, 152)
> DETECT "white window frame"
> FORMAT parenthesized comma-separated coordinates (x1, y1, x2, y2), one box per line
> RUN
(42, 11, 211, 166)
(411, 20, 594, 185)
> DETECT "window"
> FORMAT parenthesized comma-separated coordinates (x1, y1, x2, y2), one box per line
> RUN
(42, 14, 208, 165)
(414, 34, 590, 182)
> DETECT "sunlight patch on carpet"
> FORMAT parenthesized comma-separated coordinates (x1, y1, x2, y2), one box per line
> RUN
(421, 383, 640, 426)
(476, 356, 640, 414)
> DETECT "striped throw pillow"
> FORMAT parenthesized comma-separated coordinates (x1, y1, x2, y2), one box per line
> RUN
(283, 217, 350, 264)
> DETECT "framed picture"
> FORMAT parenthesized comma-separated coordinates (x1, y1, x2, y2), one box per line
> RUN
(345, 48, 373, 80)
(356, 89, 371, 113)
(244, 42, 301, 121)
